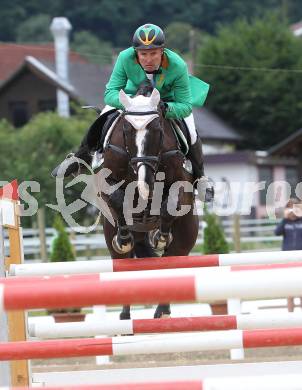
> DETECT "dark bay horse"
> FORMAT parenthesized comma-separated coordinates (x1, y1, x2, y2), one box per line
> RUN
(100, 81, 199, 319)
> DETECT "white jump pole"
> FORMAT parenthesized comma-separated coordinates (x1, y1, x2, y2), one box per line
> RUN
(203, 374, 302, 390)
(0, 209, 10, 386)
(227, 298, 244, 360)
(93, 306, 110, 365)
(4, 374, 302, 389)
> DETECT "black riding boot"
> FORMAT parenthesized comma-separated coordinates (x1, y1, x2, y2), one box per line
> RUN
(51, 135, 92, 178)
(51, 109, 118, 178)
(187, 136, 205, 179)
(187, 136, 214, 202)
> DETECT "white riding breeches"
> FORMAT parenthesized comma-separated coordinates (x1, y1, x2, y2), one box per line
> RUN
(183, 113, 198, 145)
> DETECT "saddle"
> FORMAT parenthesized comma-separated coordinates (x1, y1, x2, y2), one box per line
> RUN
(86, 109, 190, 156)
(86, 109, 120, 152)
(170, 119, 190, 155)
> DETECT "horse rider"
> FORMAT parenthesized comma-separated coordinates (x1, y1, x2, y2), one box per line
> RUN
(52, 23, 213, 198)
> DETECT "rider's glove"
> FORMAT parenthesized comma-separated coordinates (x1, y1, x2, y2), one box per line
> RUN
(159, 101, 168, 116)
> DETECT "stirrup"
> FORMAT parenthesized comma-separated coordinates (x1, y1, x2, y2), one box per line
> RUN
(91, 151, 104, 171)
(66, 153, 81, 177)
(51, 153, 81, 178)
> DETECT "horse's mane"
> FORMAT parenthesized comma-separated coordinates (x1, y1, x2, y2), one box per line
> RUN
(135, 80, 154, 97)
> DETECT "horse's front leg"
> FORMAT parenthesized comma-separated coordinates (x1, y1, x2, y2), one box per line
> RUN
(104, 183, 134, 255)
(150, 182, 189, 251)
(149, 195, 174, 250)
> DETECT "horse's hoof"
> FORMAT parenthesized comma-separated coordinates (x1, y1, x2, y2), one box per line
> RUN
(112, 234, 134, 254)
(149, 229, 173, 250)
(119, 312, 131, 320)
(160, 314, 171, 319)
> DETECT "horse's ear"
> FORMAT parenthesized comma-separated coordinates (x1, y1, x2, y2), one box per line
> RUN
(150, 88, 160, 107)
(119, 89, 132, 109)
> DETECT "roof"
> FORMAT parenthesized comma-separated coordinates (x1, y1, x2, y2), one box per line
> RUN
(193, 107, 242, 143)
(40, 60, 112, 105)
(268, 128, 302, 157)
(0, 43, 87, 82)
(0, 56, 78, 99)
(0, 55, 112, 106)
(0, 42, 243, 141)
(204, 150, 255, 165)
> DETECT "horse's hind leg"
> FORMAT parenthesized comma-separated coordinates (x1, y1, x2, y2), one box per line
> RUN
(154, 304, 171, 318)
(163, 209, 199, 257)
(133, 236, 171, 318)
(120, 305, 131, 320)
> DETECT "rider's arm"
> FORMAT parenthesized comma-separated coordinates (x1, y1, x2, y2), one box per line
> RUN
(165, 63, 192, 119)
(104, 53, 127, 109)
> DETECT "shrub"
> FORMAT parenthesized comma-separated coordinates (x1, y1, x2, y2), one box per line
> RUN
(203, 211, 229, 254)
(50, 214, 75, 262)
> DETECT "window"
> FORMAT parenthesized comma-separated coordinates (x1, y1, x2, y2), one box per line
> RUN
(285, 167, 298, 197)
(38, 99, 56, 112)
(9, 101, 28, 127)
(258, 166, 273, 205)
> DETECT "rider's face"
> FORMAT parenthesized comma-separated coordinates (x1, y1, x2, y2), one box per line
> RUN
(136, 48, 163, 72)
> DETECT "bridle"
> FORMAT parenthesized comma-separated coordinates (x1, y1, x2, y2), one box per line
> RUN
(104, 106, 183, 176)
(122, 109, 164, 174)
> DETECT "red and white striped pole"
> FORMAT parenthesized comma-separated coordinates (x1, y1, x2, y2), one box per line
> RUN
(1, 267, 302, 311)
(5, 260, 302, 286)
(10, 250, 302, 276)
(29, 312, 302, 339)
(1, 328, 302, 360)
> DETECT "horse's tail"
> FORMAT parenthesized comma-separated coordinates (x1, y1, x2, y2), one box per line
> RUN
(134, 234, 158, 258)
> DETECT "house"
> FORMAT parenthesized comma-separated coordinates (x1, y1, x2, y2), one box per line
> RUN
(193, 107, 242, 154)
(0, 17, 242, 149)
(0, 46, 243, 152)
(291, 21, 302, 37)
(0, 43, 112, 127)
(204, 132, 300, 218)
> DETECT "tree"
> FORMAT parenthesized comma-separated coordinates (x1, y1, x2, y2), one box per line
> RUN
(3, 108, 95, 227)
(0, 119, 16, 183)
(3, 0, 301, 46)
(71, 31, 112, 65)
(197, 13, 302, 149)
(16, 14, 52, 43)
(203, 211, 229, 254)
(165, 22, 204, 55)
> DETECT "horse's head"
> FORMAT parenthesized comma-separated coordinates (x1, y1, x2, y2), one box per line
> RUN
(119, 82, 164, 200)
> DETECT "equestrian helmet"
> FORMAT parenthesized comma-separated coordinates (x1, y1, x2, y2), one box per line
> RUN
(133, 23, 165, 49)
